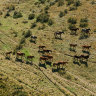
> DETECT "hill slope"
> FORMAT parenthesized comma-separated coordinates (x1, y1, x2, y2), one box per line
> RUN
(0, 0, 96, 96)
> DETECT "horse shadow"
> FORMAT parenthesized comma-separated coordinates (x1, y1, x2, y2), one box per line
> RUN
(73, 61, 81, 66)
(39, 63, 47, 69)
(15, 58, 23, 63)
(26, 61, 33, 65)
(30, 40, 36, 44)
(80, 60, 88, 67)
(52, 68, 59, 72)
(46, 61, 52, 66)
(69, 48, 76, 52)
(82, 50, 90, 55)
(5, 57, 11, 60)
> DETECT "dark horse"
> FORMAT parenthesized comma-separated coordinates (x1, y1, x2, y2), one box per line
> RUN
(81, 28, 91, 36)
(54, 31, 64, 39)
(70, 28, 79, 35)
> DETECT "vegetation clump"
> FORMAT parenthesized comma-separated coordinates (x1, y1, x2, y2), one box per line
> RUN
(68, 17, 77, 24)
(13, 11, 23, 19)
(80, 18, 88, 28)
(28, 13, 35, 20)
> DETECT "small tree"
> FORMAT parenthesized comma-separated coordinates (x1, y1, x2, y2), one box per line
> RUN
(13, 11, 23, 19)
(48, 19, 53, 26)
(68, 17, 77, 24)
(59, 11, 64, 17)
(28, 14, 35, 20)
(31, 22, 37, 28)
(24, 30, 32, 38)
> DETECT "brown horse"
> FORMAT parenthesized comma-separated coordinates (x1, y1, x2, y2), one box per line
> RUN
(70, 44, 77, 51)
(27, 56, 34, 64)
(5, 51, 12, 59)
(38, 46, 46, 52)
(70, 28, 79, 35)
(43, 49, 52, 55)
(54, 31, 64, 39)
(16, 52, 25, 62)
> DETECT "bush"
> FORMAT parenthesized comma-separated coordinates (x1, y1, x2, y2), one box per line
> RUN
(66, 0, 74, 6)
(20, 37, 25, 44)
(79, 23, 88, 28)
(4, 11, 10, 18)
(44, 5, 49, 10)
(59, 11, 64, 17)
(58, 0, 64, 7)
(13, 11, 23, 19)
(24, 30, 32, 38)
(7, 5, 15, 11)
(28, 14, 35, 20)
(0, 11, 2, 15)
(74, 0, 81, 7)
(38, 24, 45, 30)
(68, 24, 76, 30)
(80, 18, 88, 23)
(31, 22, 37, 28)
(69, 6, 77, 11)
(36, 13, 49, 23)
(64, 9, 68, 14)
(68, 17, 77, 24)
(39, 0, 46, 4)
(48, 19, 53, 26)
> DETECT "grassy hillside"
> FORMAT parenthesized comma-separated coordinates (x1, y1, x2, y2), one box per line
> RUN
(0, 0, 96, 96)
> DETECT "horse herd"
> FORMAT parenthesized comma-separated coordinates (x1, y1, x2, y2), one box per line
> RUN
(4, 28, 91, 71)
(54, 28, 91, 39)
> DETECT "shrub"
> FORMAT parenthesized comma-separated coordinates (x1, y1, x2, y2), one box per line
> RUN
(69, 6, 77, 11)
(59, 11, 64, 17)
(66, 0, 74, 6)
(48, 19, 53, 26)
(58, 0, 64, 7)
(50, 2, 55, 6)
(7, 5, 15, 11)
(68, 24, 76, 30)
(74, 0, 81, 7)
(44, 5, 49, 10)
(38, 24, 45, 30)
(80, 18, 88, 23)
(39, 0, 46, 4)
(20, 37, 25, 44)
(64, 9, 68, 14)
(24, 30, 32, 38)
(13, 11, 23, 19)
(4, 11, 10, 18)
(31, 22, 37, 28)
(68, 17, 77, 24)
(79, 23, 88, 28)
(36, 13, 49, 23)
(0, 11, 2, 15)
(28, 14, 35, 20)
